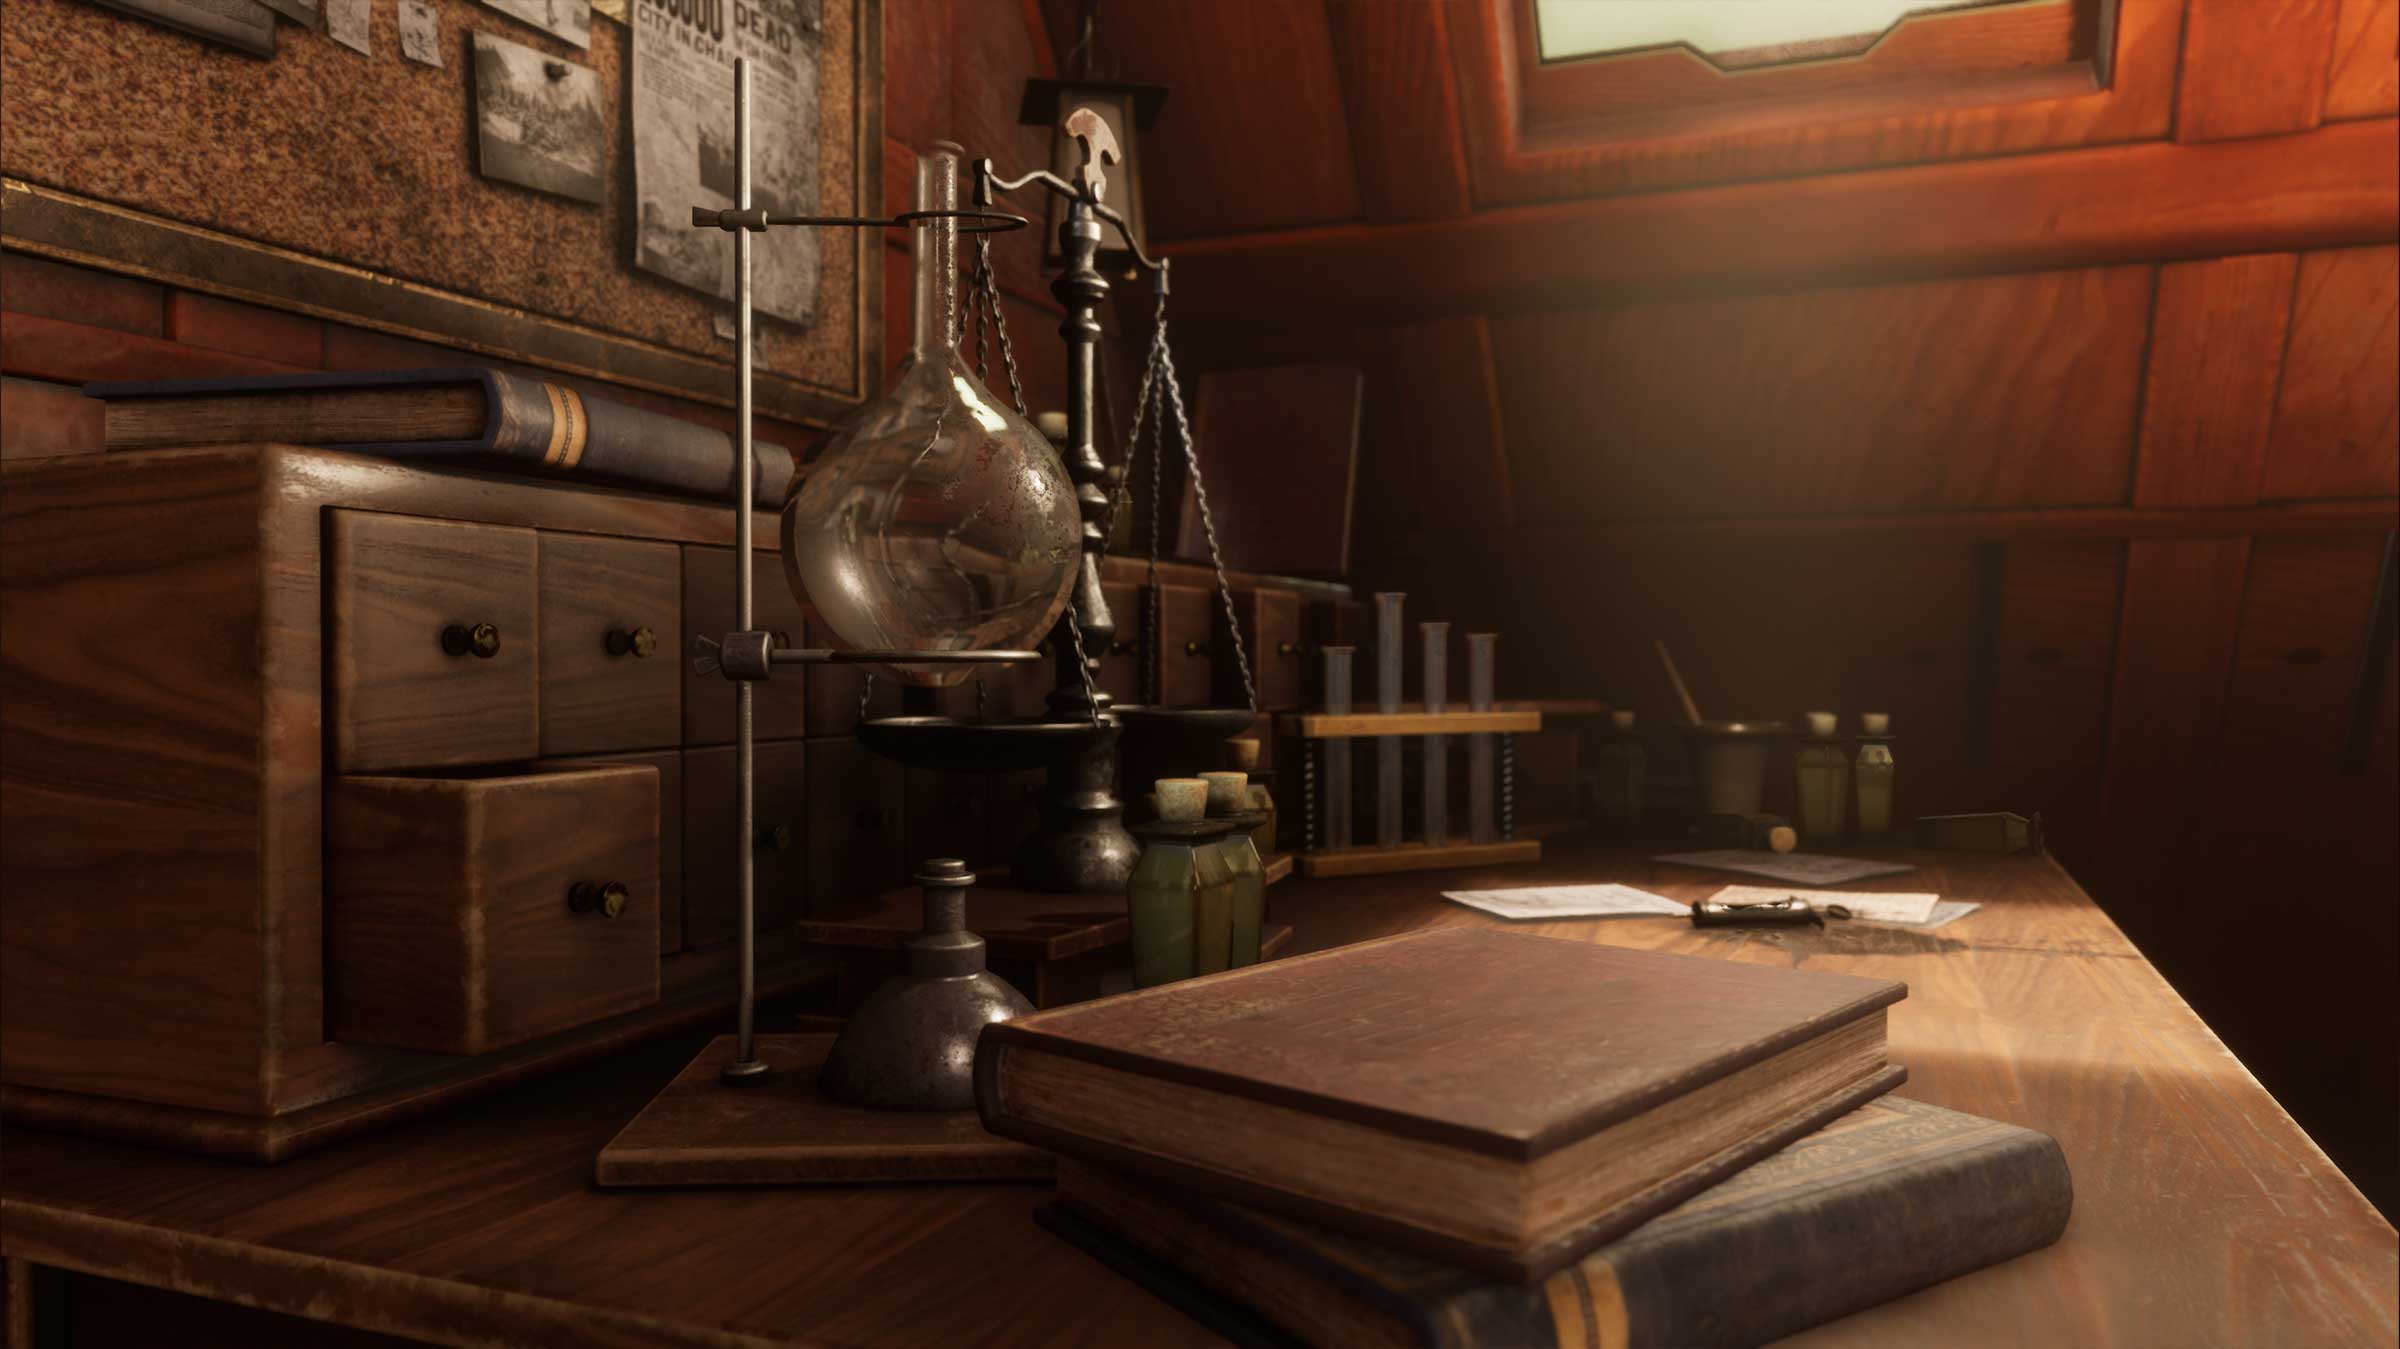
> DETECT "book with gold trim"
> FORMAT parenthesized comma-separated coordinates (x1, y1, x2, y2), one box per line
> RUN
(977, 927, 1908, 1281)
(89, 367, 795, 504)
(1045, 1096, 2073, 1349)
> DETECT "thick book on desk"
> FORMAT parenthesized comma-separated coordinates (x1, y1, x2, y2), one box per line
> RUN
(1045, 1097, 2074, 1349)
(975, 927, 1907, 1281)
(88, 367, 796, 504)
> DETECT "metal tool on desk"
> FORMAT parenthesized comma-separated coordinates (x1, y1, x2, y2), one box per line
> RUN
(1691, 896, 1856, 928)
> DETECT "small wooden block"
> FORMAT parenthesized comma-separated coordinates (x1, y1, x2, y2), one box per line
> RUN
(1259, 921, 1295, 961)
(1296, 838, 1543, 879)
(1262, 851, 1294, 885)
(1278, 706, 1543, 738)
(596, 1033, 1051, 1187)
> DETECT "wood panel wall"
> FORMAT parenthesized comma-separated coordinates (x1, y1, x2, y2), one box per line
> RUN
(1100, 0, 2400, 1217)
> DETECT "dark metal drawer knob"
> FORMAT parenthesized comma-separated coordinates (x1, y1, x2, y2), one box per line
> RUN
(1277, 641, 1300, 658)
(756, 823, 794, 852)
(568, 879, 630, 919)
(441, 623, 502, 659)
(1108, 639, 1137, 656)
(607, 626, 658, 658)
(1184, 639, 1211, 658)
(855, 806, 897, 831)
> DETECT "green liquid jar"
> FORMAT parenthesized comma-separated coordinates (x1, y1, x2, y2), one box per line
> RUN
(1855, 715, 1896, 837)
(1214, 815, 1267, 968)
(1128, 817, 1239, 988)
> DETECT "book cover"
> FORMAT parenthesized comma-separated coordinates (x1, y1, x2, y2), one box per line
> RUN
(978, 928, 1908, 1279)
(1050, 1096, 2074, 1349)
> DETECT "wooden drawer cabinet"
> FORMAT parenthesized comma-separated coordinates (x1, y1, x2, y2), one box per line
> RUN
(908, 769, 991, 867)
(682, 545, 810, 745)
(538, 749, 684, 955)
(329, 511, 539, 772)
(1150, 582, 1216, 707)
(808, 736, 907, 911)
(327, 767, 661, 1056)
(538, 534, 682, 755)
(1217, 587, 1304, 709)
(1098, 579, 1141, 703)
(805, 615, 906, 735)
(681, 741, 809, 948)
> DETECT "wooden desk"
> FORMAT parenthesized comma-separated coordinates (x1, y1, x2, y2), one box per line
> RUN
(4, 845, 2394, 1347)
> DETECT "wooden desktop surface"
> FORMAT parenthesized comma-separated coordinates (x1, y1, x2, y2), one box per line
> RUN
(3, 845, 2393, 1347)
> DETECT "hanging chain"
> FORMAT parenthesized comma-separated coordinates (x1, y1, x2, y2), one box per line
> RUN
(1153, 294, 1257, 715)
(975, 242, 1098, 727)
(856, 671, 875, 727)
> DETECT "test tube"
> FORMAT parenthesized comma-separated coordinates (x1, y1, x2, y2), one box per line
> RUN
(1374, 593, 1405, 848)
(1322, 645, 1354, 851)
(1467, 632, 1497, 844)
(1422, 621, 1449, 847)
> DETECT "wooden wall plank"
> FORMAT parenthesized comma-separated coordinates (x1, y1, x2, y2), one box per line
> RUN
(1990, 540, 2126, 868)
(2177, 0, 2342, 142)
(1324, 0, 1473, 223)
(2265, 245, 2400, 501)
(1164, 120, 2399, 328)
(884, 0, 951, 153)
(2133, 254, 2299, 507)
(949, 0, 1056, 306)
(1044, 0, 1361, 241)
(2325, 0, 2400, 118)
(2092, 537, 2251, 942)
(1388, 317, 1512, 533)
(1487, 266, 2148, 524)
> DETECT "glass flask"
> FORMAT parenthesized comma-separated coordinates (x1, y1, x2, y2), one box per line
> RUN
(779, 142, 1079, 687)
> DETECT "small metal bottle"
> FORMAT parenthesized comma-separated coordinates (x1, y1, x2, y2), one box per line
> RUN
(1794, 710, 1850, 843)
(1855, 712, 1897, 838)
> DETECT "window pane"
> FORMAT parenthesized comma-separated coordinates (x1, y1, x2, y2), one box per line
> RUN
(1535, 0, 2007, 65)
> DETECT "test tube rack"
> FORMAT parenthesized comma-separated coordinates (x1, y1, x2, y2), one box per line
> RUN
(1281, 595, 1544, 879)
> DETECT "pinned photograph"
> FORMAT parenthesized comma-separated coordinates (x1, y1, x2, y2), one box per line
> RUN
(398, 0, 441, 64)
(94, 0, 277, 55)
(476, 0, 588, 49)
(324, 0, 370, 53)
(471, 32, 605, 205)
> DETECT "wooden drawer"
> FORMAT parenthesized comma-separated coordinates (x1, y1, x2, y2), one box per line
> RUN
(807, 736, 907, 912)
(538, 749, 684, 956)
(682, 545, 810, 745)
(327, 766, 661, 1055)
(538, 534, 681, 755)
(1151, 582, 1216, 707)
(1098, 579, 1141, 704)
(681, 741, 808, 949)
(328, 511, 538, 772)
(988, 768, 1044, 869)
(1216, 587, 1304, 709)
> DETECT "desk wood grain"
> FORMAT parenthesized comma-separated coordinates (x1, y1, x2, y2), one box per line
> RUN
(2, 846, 2392, 1347)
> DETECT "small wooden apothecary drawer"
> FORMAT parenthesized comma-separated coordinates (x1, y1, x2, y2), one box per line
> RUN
(538, 533, 682, 755)
(327, 766, 661, 1055)
(328, 510, 539, 772)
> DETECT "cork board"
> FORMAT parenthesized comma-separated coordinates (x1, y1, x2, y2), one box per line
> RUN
(0, 0, 878, 426)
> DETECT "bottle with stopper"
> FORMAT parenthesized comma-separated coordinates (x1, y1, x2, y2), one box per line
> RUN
(1200, 770, 1267, 969)
(1127, 778, 1239, 988)
(1794, 710, 1850, 843)
(1855, 713, 1897, 837)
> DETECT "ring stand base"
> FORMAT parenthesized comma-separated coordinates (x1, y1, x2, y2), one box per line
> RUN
(598, 1033, 1050, 1187)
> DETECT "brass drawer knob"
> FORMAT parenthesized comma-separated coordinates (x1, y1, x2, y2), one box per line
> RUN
(1184, 639, 1211, 658)
(606, 626, 658, 658)
(568, 879, 630, 919)
(441, 622, 502, 659)
(1278, 641, 1300, 658)
(756, 822, 794, 852)
(1108, 639, 1137, 656)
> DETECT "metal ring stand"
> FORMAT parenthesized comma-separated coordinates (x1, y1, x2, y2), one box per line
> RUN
(699, 61, 1037, 1083)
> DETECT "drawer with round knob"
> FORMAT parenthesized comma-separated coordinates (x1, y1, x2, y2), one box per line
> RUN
(327, 510, 539, 773)
(326, 765, 661, 1056)
(537, 533, 682, 756)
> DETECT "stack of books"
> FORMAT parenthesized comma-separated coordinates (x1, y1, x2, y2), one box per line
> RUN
(975, 927, 2071, 1348)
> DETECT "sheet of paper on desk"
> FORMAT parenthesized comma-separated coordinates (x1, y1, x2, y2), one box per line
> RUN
(1653, 850, 1917, 885)
(1443, 884, 1689, 921)
(1706, 884, 1943, 925)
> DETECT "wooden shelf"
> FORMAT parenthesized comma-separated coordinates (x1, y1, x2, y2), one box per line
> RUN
(1277, 705, 1545, 738)
(1296, 838, 1542, 878)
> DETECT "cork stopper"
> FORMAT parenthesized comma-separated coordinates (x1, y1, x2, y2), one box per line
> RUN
(1765, 825, 1798, 853)
(1805, 710, 1839, 738)
(1035, 411, 1068, 442)
(1199, 771, 1249, 817)
(1155, 778, 1209, 822)
(1225, 738, 1262, 772)
(1610, 709, 1635, 732)
(1860, 712, 1891, 736)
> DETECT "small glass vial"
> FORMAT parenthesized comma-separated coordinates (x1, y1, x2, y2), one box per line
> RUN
(1794, 710, 1850, 843)
(1128, 779, 1239, 988)
(1855, 712, 1896, 838)
(1591, 708, 1646, 837)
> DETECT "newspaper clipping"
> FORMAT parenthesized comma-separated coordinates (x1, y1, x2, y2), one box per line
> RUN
(632, 0, 821, 328)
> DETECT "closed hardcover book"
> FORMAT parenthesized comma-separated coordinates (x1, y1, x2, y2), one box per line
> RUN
(88, 367, 795, 504)
(975, 927, 1908, 1281)
(1048, 1097, 2074, 1349)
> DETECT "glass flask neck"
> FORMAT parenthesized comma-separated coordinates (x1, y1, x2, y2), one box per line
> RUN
(911, 143, 962, 363)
